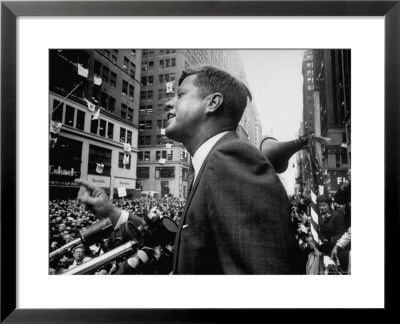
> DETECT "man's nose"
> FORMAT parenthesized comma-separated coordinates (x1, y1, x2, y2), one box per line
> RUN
(165, 97, 176, 111)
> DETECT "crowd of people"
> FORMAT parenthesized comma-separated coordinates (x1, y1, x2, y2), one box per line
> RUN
(288, 171, 351, 275)
(49, 195, 185, 275)
(50, 169, 351, 275)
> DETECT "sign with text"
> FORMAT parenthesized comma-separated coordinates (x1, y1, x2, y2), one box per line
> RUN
(87, 175, 111, 188)
(113, 178, 135, 188)
(328, 170, 349, 192)
(118, 187, 127, 197)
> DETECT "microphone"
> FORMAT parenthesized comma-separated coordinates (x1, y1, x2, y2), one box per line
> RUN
(50, 217, 114, 260)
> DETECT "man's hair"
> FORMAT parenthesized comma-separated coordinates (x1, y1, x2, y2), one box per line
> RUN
(316, 195, 332, 205)
(178, 66, 252, 125)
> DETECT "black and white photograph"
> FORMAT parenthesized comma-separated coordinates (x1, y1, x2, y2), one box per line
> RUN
(48, 49, 351, 275)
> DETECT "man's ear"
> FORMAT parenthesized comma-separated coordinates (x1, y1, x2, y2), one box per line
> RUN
(204, 93, 223, 115)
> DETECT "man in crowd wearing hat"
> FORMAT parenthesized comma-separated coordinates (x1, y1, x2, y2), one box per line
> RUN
(75, 66, 297, 274)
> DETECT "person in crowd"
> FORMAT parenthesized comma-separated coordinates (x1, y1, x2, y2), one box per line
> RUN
(75, 66, 298, 274)
(68, 245, 92, 270)
(331, 227, 351, 274)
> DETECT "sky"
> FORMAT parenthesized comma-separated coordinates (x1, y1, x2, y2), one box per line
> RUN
(238, 50, 305, 194)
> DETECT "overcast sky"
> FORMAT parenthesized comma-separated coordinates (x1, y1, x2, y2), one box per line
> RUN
(238, 50, 305, 194)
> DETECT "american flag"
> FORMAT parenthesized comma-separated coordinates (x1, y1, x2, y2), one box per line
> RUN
(307, 141, 325, 246)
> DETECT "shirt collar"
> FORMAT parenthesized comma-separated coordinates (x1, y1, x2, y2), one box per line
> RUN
(191, 131, 229, 181)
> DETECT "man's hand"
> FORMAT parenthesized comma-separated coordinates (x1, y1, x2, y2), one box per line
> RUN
(148, 206, 162, 222)
(74, 179, 121, 226)
(331, 245, 339, 261)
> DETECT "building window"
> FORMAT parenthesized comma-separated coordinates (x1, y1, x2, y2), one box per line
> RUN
(148, 61, 154, 70)
(90, 119, 98, 134)
(141, 62, 147, 72)
(144, 151, 150, 161)
(120, 127, 126, 143)
(127, 108, 133, 122)
(107, 123, 114, 140)
(123, 57, 129, 70)
(140, 91, 146, 100)
(159, 75, 164, 83)
(138, 151, 143, 161)
(137, 167, 150, 179)
(110, 72, 117, 88)
(155, 167, 175, 178)
(158, 89, 164, 99)
(129, 85, 134, 99)
(100, 93, 108, 109)
(165, 74, 170, 82)
(118, 152, 131, 169)
(99, 119, 106, 137)
(159, 60, 164, 69)
(146, 107, 153, 114)
(145, 136, 151, 145)
(108, 96, 115, 113)
(127, 131, 132, 145)
(145, 120, 152, 130)
(171, 72, 176, 81)
(94, 60, 101, 76)
(139, 121, 145, 131)
(65, 105, 75, 127)
(139, 136, 144, 146)
(165, 59, 170, 68)
(52, 99, 63, 122)
(141, 77, 147, 86)
(129, 62, 135, 78)
(148, 76, 153, 85)
(121, 104, 127, 119)
(167, 150, 173, 160)
(147, 90, 153, 100)
(171, 58, 176, 67)
(122, 80, 128, 95)
(88, 145, 111, 176)
(102, 66, 109, 84)
(182, 168, 188, 180)
(139, 106, 146, 116)
(156, 135, 162, 145)
(76, 110, 85, 130)
(157, 120, 162, 129)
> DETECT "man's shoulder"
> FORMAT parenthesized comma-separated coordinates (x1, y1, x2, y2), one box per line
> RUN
(211, 133, 263, 159)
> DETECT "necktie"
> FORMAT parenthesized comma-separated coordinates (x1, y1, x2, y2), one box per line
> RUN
(187, 161, 195, 194)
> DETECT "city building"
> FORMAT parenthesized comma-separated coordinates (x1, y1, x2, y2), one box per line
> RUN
(49, 49, 141, 199)
(296, 49, 351, 195)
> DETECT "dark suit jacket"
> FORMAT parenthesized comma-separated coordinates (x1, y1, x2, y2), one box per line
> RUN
(173, 131, 296, 274)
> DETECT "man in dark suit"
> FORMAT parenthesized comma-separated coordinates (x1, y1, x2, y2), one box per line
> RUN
(75, 66, 297, 274)
(164, 66, 296, 274)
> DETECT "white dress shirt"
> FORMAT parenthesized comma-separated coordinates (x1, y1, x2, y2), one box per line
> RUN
(191, 131, 229, 182)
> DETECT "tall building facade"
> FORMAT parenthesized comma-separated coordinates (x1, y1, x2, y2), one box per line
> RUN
(297, 49, 351, 195)
(49, 49, 141, 199)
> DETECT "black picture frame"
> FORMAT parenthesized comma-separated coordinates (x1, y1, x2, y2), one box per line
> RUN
(1, 0, 399, 322)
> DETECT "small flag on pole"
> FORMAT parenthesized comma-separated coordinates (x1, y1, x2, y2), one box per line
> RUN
(77, 64, 89, 78)
(160, 129, 166, 135)
(84, 98, 96, 112)
(50, 121, 62, 134)
(92, 108, 101, 120)
(94, 76, 102, 86)
(159, 158, 166, 165)
(123, 143, 132, 152)
(123, 154, 130, 165)
(96, 163, 104, 174)
(166, 81, 174, 94)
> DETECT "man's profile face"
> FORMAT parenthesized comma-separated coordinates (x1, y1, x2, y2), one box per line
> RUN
(165, 75, 207, 142)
